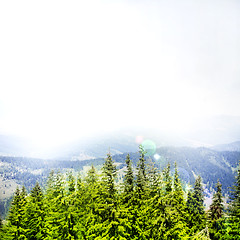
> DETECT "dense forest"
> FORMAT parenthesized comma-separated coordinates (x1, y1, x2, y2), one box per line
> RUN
(0, 146, 240, 239)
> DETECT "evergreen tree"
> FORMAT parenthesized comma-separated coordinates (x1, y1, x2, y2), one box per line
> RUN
(209, 180, 224, 221)
(7, 186, 27, 239)
(193, 176, 205, 216)
(67, 171, 76, 194)
(74, 172, 90, 239)
(45, 171, 77, 239)
(102, 152, 117, 201)
(85, 165, 98, 186)
(163, 163, 172, 195)
(0, 214, 2, 229)
(146, 157, 161, 198)
(136, 145, 147, 198)
(173, 162, 184, 205)
(24, 182, 46, 239)
(208, 180, 225, 240)
(186, 176, 206, 234)
(227, 161, 240, 239)
(132, 145, 149, 238)
(145, 162, 188, 239)
(186, 189, 195, 228)
(82, 166, 100, 239)
(89, 152, 122, 239)
(123, 154, 134, 203)
(120, 154, 135, 239)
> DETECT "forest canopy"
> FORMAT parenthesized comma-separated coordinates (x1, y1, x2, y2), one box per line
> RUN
(0, 147, 240, 239)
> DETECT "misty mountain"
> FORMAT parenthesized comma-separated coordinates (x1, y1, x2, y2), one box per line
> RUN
(211, 141, 240, 152)
(1, 114, 240, 159)
(0, 129, 190, 159)
(0, 135, 31, 156)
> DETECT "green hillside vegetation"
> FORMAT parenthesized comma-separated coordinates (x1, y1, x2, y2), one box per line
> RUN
(1, 146, 240, 219)
(0, 147, 240, 239)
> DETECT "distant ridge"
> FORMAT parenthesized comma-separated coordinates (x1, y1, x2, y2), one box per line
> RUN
(212, 141, 240, 152)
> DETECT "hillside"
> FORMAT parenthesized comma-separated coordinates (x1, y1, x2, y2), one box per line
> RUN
(212, 141, 240, 152)
(1, 145, 240, 218)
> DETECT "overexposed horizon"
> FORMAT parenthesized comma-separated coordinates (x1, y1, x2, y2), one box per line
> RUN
(1, 0, 240, 150)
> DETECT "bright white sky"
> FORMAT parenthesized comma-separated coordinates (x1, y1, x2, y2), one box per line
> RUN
(0, 0, 240, 148)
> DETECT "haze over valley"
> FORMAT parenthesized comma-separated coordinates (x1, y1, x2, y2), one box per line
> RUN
(0, 1, 240, 238)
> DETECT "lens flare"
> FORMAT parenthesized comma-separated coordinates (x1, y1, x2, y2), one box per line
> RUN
(142, 139, 156, 156)
(154, 153, 160, 160)
(136, 135, 144, 144)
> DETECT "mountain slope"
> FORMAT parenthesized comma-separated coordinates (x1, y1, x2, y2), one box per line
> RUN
(1, 145, 240, 217)
(212, 141, 240, 152)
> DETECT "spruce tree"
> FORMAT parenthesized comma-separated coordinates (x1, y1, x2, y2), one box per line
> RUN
(85, 165, 98, 186)
(186, 176, 206, 234)
(228, 160, 240, 239)
(123, 154, 134, 203)
(82, 166, 100, 239)
(163, 163, 172, 195)
(102, 152, 117, 201)
(121, 154, 135, 239)
(146, 157, 161, 198)
(91, 152, 120, 239)
(7, 186, 27, 239)
(45, 171, 77, 239)
(132, 146, 149, 239)
(136, 145, 147, 198)
(173, 162, 184, 205)
(24, 182, 46, 239)
(0, 215, 2, 229)
(67, 171, 76, 194)
(186, 189, 195, 228)
(208, 180, 224, 240)
(193, 176, 205, 216)
(209, 180, 224, 221)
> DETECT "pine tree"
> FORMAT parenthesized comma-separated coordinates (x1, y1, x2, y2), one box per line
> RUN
(120, 154, 135, 239)
(228, 160, 240, 239)
(67, 171, 76, 194)
(89, 152, 121, 239)
(146, 157, 161, 198)
(193, 176, 205, 216)
(123, 154, 134, 203)
(132, 146, 148, 238)
(186, 189, 195, 228)
(45, 171, 77, 239)
(82, 166, 100, 239)
(74, 172, 90, 239)
(102, 152, 117, 201)
(209, 180, 224, 221)
(173, 162, 184, 205)
(145, 162, 188, 239)
(208, 180, 224, 240)
(0, 214, 2, 229)
(7, 186, 27, 239)
(136, 145, 147, 199)
(186, 176, 206, 234)
(163, 163, 172, 195)
(24, 182, 46, 239)
(85, 165, 98, 186)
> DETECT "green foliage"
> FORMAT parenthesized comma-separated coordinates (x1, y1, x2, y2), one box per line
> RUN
(186, 176, 206, 234)
(209, 180, 224, 221)
(136, 145, 147, 198)
(163, 163, 172, 194)
(208, 180, 224, 239)
(6, 186, 27, 239)
(123, 154, 134, 202)
(2, 150, 240, 239)
(226, 160, 240, 239)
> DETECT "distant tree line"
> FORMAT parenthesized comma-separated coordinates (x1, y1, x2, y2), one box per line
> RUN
(0, 146, 239, 239)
